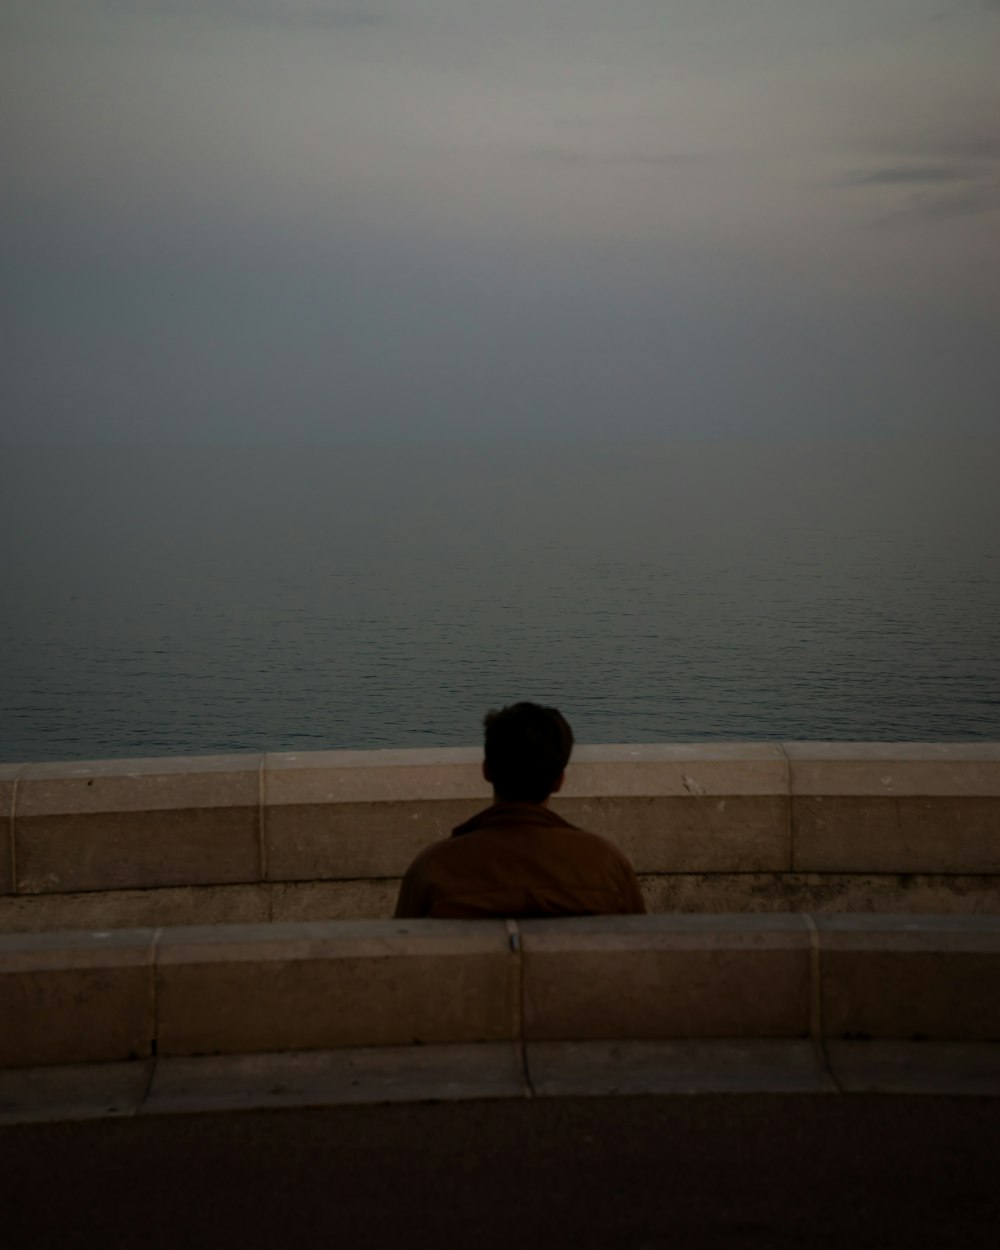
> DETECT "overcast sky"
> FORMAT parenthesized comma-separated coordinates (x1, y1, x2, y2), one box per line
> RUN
(2, 0, 998, 443)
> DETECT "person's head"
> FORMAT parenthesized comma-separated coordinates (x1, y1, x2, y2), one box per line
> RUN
(482, 702, 574, 804)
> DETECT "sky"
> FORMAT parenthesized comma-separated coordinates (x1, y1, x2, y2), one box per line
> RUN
(2, 0, 998, 443)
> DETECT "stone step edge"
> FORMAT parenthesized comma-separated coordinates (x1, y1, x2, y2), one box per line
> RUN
(2, 1040, 1000, 1128)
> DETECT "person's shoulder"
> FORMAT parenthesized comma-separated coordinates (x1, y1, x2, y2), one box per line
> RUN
(395, 835, 462, 918)
(558, 822, 635, 866)
(405, 835, 459, 874)
(560, 824, 645, 912)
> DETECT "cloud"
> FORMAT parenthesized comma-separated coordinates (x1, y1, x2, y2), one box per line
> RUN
(838, 138, 1000, 223)
(876, 180, 1000, 223)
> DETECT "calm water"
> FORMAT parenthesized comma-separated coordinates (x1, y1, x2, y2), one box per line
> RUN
(2, 439, 998, 763)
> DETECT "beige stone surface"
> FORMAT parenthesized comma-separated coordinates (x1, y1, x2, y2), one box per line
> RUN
(520, 915, 811, 1041)
(0, 928, 156, 1066)
(0, 1059, 151, 1124)
(828, 1041, 1000, 1095)
(0, 883, 270, 934)
(263, 799, 476, 881)
(639, 871, 1000, 915)
(155, 919, 516, 1055)
(264, 745, 787, 804)
(816, 914, 1000, 1041)
(793, 796, 1000, 873)
(552, 795, 790, 872)
(785, 742, 1000, 796)
(270, 879, 400, 922)
(16, 808, 261, 894)
(17, 753, 263, 815)
(144, 1043, 526, 1115)
(567, 744, 788, 797)
(0, 763, 24, 896)
(14, 753, 263, 895)
(265, 749, 487, 804)
(528, 1039, 833, 1096)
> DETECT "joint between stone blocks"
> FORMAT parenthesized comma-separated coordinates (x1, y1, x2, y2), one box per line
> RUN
(257, 757, 269, 890)
(505, 919, 534, 1096)
(8, 764, 32, 897)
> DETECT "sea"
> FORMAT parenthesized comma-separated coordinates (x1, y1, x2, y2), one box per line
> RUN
(2, 438, 998, 763)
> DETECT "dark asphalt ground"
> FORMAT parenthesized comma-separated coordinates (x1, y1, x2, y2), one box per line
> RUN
(3, 1094, 999, 1249)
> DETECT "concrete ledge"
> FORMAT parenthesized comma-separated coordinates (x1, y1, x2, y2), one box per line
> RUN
(3, 744, 999, 906)
(786, 743, 1000, 796)
(817, 914, 1000, 1040)
(155, 919, 516, 1056)
(0, 928, 157, 1066)
(520, 914, 811, 1041)
(551, 795, 789, 872)
(264, 799, 477, 881)
(5, 914, 999, 1069)
(788, 743, 1000, 873)
(263, 744, 791, 880)
(14, 754, 262, 894)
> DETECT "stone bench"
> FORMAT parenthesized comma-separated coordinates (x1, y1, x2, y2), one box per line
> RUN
(3, 914, 999, 1069)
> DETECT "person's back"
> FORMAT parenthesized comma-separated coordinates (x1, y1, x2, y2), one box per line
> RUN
(394, 703, 645, 919)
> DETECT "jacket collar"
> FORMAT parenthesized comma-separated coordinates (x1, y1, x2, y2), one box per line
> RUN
(452, 801, 573, 838)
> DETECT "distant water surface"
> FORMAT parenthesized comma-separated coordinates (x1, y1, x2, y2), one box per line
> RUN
(2, 439, 998, 761)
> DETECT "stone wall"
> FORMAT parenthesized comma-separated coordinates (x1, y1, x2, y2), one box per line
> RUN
(2, 743, 998, 932)
(3, 913, 1000, 1068)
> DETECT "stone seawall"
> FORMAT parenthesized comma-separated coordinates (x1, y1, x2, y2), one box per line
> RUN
(2, 743, 998, 932)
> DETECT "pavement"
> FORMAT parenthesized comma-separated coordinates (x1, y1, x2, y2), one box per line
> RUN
(3, 1092, 1000, 1250)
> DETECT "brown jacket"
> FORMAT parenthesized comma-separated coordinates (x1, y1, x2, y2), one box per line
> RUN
(394, 802, 646, 919)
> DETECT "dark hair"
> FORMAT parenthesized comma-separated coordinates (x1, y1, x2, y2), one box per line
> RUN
(483, 702, 574, 803)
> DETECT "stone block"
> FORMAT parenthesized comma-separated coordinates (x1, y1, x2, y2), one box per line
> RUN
(155, 919, 515, 1056)
(263, 799, 477, 881)
(264, 744, 790, 880)
(785, 742, 1000, 797)
(0, 763, 24, 896)
(144, 1043, 526, 1115)
(527, 1039, 833, 1096)
(520, 914, 811, 1041)
(552, 795, 789, 872)
(792, 796, 1000, 873)
(816, 914, 1000, 1041)
(0, 928, 156, 1066)
(567, 743, 789, 796)
(788, 743, 1000, 873)
(15, 754, 262, 893)
(264, 748, 488, 804)
(269, 879, 400, 922)
(558, 746, 790, 873)
(0, 884, 270, 934)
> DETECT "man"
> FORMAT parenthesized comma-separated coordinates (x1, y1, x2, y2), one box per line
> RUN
(394, 702, 646, 919)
